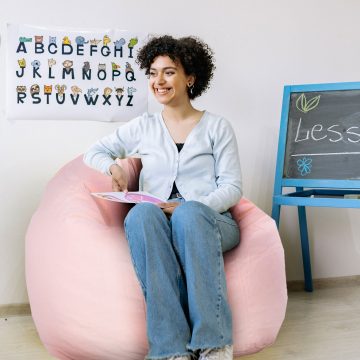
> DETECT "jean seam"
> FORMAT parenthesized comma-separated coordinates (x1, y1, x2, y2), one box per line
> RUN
(170, 219, 187, 271)
(213, 215, 224, 341)
(215, 218, 239, 227)
(124, 224, 147, 297)
(172, 242, 186, 270)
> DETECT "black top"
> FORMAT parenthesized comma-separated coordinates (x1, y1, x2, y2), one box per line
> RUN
(170, 143, 184, 196)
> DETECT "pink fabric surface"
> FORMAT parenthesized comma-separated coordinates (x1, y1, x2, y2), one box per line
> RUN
(26, 156, 287, 360)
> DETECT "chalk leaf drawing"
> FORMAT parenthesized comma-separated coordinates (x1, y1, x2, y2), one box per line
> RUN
(297, 157, 312, 176)
(296, 93, 321, 113)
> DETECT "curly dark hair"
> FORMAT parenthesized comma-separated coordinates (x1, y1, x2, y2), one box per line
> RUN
(136, 35, 215, 100)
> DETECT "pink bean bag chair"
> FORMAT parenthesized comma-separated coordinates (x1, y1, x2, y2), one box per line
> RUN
(26, 155, 287, 360)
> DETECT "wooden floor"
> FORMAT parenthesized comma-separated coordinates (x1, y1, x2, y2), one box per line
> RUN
(1, 285, 360, 359)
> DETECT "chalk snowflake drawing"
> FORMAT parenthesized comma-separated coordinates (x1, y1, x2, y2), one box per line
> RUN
(296, 93, 321, 113)
(297, 157, 313, 176)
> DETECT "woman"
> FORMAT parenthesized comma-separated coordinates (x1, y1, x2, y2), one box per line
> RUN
(84, 35, 242, 360)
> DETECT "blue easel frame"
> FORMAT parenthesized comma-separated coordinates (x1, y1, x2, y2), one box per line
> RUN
(272, 81, 360, 292)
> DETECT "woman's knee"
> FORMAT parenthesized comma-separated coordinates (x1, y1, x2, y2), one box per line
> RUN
(125, 202, 164, 229)
(171, 201, 211, 226)
(125, 202, 172, 255)
(171, 201, 214, 246)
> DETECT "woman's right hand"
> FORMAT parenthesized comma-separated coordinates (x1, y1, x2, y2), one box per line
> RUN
(109, 164, 128, 192)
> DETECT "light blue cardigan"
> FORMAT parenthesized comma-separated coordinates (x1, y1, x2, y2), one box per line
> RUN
(83, 111, 242, 213)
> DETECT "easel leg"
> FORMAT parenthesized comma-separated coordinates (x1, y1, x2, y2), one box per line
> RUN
(271, 204, 281, 228)
(297, 206, 313, 292)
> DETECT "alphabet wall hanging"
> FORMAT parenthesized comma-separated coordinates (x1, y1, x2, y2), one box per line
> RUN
(6, 24, 148, 121)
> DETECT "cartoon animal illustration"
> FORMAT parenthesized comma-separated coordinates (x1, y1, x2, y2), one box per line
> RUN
(71, 86, 82, 95)
(35, 36, 43, 43)
(128, 38, 138, 48)
(98, 63, 106, 71)
(48, 58, 56, 68)
(90, 38, 101, 46)
(125, 62, 134, 73)
(75, 36, 89, 45)
(83, 61, 91, 72)
(44, 85, 53, 94)
(31, 60, 41, 70)
(55, 84, 67, 96)
(30, 84, 40, 95)
(114, 87, 124, 96)
(103, 87, 112, 96)
(19, 37, 32, 43)
(103, 35, 111, 46)
(62, 36, 71, 45)
(49, 36, 57, 45)
(127, 87, 137, 96)
(18, 58, 26, 68)
(63, 60, 73, 72)
(114, 38, 126, 49)
(111, 62, 121, 70)
(16, 86, 26, 93)
(87, 88, 99, 97)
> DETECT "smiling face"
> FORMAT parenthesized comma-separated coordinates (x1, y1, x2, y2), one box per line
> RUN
(149, 55, 194, 107)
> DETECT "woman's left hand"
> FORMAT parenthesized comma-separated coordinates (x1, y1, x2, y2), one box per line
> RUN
(157, 202, 181, 216)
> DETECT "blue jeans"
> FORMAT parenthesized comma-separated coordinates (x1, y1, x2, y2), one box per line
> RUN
(124, 200, 240, 359)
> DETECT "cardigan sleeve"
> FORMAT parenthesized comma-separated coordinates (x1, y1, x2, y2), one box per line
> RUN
(83, 115, 142, 175)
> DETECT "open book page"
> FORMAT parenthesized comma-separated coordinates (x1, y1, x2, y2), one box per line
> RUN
(91, 191, 166, 204)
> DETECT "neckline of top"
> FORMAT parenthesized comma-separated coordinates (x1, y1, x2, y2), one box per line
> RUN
(159, 110, 207, 150)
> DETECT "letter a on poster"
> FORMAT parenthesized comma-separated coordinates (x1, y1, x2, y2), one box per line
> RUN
(6, 24, 148, 121)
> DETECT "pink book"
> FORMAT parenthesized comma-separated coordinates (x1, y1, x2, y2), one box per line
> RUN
(91, 191, 165, 204)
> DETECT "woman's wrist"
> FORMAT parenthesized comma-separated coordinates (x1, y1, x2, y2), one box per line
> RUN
(109, 163, 120, 175)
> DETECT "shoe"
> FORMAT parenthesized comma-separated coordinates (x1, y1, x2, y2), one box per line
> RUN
(145, 354, 193, 360)
(199, 345, 233, 360)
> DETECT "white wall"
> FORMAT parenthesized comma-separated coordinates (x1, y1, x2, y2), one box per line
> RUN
(1, 0, 360, 305)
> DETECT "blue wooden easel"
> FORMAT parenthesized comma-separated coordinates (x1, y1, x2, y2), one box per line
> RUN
(272, 81, 360, 292)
